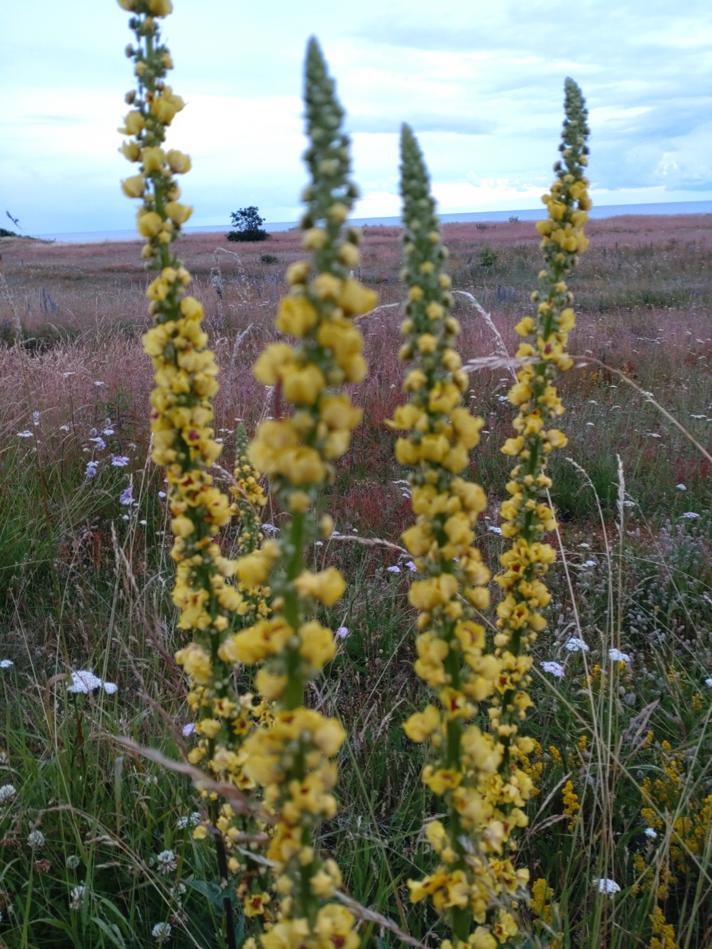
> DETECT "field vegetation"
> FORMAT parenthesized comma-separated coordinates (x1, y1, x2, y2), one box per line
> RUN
(0, 5, 711, 948)
(1, 204, 711, 947)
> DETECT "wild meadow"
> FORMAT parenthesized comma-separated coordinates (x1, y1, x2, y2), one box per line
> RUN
(1, 3, 711, 948)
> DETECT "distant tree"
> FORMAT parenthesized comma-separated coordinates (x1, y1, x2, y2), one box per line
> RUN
(226, 206, 268, 242)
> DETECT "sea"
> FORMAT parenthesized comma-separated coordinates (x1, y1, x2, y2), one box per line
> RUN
(36, 199, 712, 244)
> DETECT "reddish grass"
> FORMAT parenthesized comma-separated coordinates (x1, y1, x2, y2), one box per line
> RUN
(1, 213, 710, 515)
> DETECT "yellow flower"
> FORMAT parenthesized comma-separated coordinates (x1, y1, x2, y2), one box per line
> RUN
(166, 149, 192, 173)
(121, 174, 145, 197)
(141, 146, 165, 173)
(403, 705, 441, 742)
(294, 568, 345, 606)
(282, 365, 325, 405)
(147, 0, 173, 15)
(276, 296, 318, 336)
(136, 211, 163, 238)
(298, 621, 336, 668)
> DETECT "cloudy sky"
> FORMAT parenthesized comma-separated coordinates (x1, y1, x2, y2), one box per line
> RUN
(4, 0, 712, 235)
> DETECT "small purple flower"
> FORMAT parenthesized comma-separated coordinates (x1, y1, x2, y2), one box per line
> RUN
(335, 626, 349, 640)
(182, 723, 196, 737)
(405, 560, 417, 573)
(119, 485, 134, 506)
(89, 436, 107, 450)
(386, 565, 401, 574)
(85, 460, 99, 480)
(111, 455, 130, 468)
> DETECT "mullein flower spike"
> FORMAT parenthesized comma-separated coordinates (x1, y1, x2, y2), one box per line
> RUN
(230, 38, 375, 948)
(118, 0, 272, 915)
(489, 73, 590, 919)
(391, 125, 525, 948)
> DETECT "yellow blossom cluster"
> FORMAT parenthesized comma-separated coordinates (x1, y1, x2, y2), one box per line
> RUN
(561, 778, 581, 831)
(236, 39, 374, 948)
(639, 741, 712, 897)
(390, 124, 529, 948)
(481, 81, 591, 906)
(118, 2, 274, 921)
(649, 906, 680, 949)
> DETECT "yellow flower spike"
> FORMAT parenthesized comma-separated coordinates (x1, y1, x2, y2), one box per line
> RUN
(395, 124, 524, 945)
(478, 76, 591, 932)
(237, 38, 369, 947)
(119, 6, 275, 943)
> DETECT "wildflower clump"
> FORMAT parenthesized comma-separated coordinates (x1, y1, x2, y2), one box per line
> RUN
(118, 0, 270, 874)
(390, 125, 526, 947)
(223, 38, 376, 948)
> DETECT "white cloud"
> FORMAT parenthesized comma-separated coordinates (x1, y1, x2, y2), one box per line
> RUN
(4, 0, 712, 233)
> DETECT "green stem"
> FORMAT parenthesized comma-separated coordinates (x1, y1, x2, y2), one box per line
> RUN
(283, 511, 305, 711)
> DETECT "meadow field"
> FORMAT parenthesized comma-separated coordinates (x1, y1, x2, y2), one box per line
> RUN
(0, 209, 711, 948)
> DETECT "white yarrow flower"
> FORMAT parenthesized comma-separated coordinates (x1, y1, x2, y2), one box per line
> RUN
(593, 878, 621, 896)
(564, 637, 590, 653)
(541, 660, 565, 679)
(68, 670, 118, 695)
(704, 676, 712, 688)
(68, 670, 103, 693)
(69, 885, 87, 910)
(0, 659, 14, 669)
(608, 648, 631, 664)
(152, 922, 172, 943)
(156, 849, 177, 875)
(27, 829, 46, 849)
(0, 783, 17, 804)
(644, 827, 658, 840)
